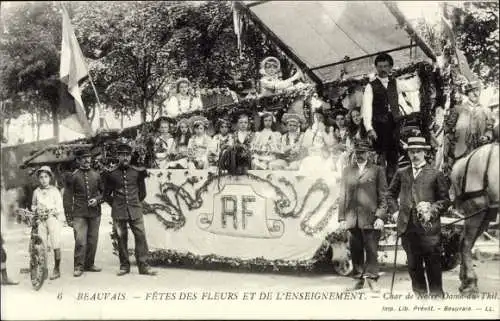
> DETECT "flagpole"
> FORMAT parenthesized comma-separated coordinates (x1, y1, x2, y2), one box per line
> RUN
(61, 2, 106, 131)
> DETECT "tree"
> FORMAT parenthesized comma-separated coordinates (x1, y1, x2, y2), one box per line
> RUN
(448, 2, 499, 85)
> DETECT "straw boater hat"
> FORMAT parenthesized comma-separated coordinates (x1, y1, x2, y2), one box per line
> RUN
(35, 165, 54, 177)
(282, 113, 302, 125)
(189, 115, 209, 129)
(403, 136, 431, 151)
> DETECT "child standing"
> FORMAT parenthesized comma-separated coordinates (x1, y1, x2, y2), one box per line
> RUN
(31, 166, 64, 280)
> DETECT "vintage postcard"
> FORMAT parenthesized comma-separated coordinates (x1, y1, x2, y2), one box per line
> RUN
(1, 1, 498, 319)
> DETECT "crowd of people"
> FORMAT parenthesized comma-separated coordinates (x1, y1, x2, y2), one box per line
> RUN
(1, 52, 498, 299)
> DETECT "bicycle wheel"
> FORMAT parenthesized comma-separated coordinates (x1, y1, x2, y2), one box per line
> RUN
(30, 236, 48, 291)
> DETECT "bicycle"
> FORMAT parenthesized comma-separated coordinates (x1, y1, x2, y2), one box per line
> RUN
(16, 208, 50, 291)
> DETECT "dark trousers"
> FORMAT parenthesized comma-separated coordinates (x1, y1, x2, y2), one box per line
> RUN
(113, 216, 149, 271)
(73, 216, 101, 270)
(373, 118, 399, 183)
(401, 219, 443, 296)
(1, 235, 6, 268)
(349, 228, 380, 279)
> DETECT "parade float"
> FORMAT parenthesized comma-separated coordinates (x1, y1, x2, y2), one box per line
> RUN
(19, 1, 465, 274)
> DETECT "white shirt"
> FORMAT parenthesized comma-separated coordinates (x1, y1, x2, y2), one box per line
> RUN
(356, 160, 367, 173)
(412, 161, 426, 178)
(361, 76, 420, 132)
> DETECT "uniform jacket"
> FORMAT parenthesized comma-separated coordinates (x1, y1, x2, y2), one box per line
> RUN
(63, 168, 103, 220)
(103, 165, 147, 220)
(338, 161, 388, 229)
(387, 164, 450, 236)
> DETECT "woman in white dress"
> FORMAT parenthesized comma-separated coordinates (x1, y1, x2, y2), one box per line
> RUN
(164, 78, 203, 118)
(299, 108, 335, 176)
(278, 112, 304, 170)
(187, 115, 213, 170)
(259, 56, 303, 97)
(251, 111, 283, 170)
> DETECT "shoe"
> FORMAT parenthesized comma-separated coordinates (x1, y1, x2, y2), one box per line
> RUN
(139, 268, 157, 276)
(50, 269, 61, 280)
(1, 276, 19, 285)
(73, 269, 84, 277)
(367, 279, 380, 293)
(84, 265, 102, 272)
(350, 279, 365, 290)
(117, 268, 130, 276)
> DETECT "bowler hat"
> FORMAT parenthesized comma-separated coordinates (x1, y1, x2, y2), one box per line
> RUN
(74, 147, 92, 158)
(116, 143, 133, 154)
(403, 136, 431, 150)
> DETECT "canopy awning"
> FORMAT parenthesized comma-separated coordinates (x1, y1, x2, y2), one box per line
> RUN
(235, 1, 435, 85)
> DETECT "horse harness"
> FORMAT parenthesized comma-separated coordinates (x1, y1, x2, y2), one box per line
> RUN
(456, 143, 496, 204)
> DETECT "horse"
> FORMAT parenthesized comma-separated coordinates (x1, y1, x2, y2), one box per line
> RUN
(449, 142, 499, 294)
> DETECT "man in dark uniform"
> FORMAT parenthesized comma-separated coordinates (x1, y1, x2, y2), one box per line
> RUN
(338, 139, 388, 291)
(63, 148, 104, 277)
(387, 136, 450, 297)
(103, 143, 156, 276)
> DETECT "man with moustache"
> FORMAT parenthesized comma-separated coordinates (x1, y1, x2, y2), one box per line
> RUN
(63, 148, 103, 277)
(338, 139, 388, 291)
(361, 53, 417, 183)
(103, 143, 157, 276)
(387, 136, 450, 297)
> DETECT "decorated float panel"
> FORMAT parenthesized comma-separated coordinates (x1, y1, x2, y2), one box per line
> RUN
(142, 169, 340, 262)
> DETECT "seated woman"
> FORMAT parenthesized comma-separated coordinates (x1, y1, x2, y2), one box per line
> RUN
(187, 115, 213, 170)
(164, 78, 203, 119)
(251, 111, 284, 170)
(278, 112, 304, 170)
(170, 118, 192, 169)
(299, 108, 335, 175)
(151, 116, 175, 169)
(211, 117, 234, 165)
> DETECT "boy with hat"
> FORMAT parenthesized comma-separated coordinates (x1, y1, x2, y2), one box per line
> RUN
(103, 143, 157, 276)
(387, 136, 450, 297)
(63, 147, 104, 277)
(338, 139, 387, 291)
(32, 166, 65, 280)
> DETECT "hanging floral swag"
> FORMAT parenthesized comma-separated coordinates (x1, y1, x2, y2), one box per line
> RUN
(110, 223, 348, 273)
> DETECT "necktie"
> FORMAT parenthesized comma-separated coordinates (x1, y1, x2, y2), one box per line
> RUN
(413, 164, 424, 178)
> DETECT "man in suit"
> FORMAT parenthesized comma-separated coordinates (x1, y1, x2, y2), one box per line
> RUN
(338, 139, 388, 291)
(64, 148, 104, 277)
(103, 143, 157, 276)
(387, 136, 450, 297)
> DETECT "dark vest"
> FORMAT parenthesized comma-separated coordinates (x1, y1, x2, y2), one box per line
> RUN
(370, 78, 399, 122)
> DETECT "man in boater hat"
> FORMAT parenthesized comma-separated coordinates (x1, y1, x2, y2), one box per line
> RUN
(387, 136, 450, 297)
(64, 147, 104, 277)
(103, 143, 157, 276)
(338, 139, 387, 291)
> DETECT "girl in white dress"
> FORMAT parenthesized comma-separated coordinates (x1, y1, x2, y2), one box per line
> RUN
(251, 111, 283, 170)
(259, 56, 303, 97)
(187, 116, 213, 170)
(278, 113, 304, 170)
(164, 78, 203, 118)
(31, 166, 64, 280)
(171, 118, 191, 169)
